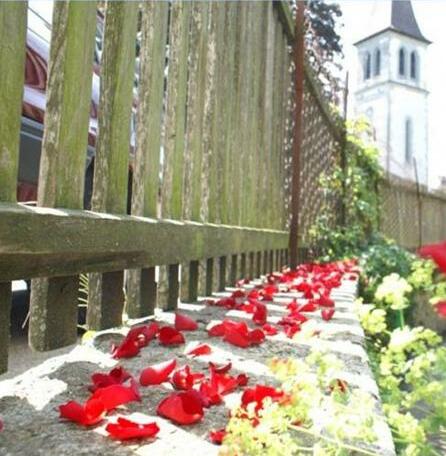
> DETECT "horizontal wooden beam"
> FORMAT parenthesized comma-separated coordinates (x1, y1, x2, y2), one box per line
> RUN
(274, 0, 294, 43)
(0, 203, 288, 282)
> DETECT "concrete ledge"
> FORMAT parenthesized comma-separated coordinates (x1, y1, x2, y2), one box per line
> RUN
(0, 277, 395, 455)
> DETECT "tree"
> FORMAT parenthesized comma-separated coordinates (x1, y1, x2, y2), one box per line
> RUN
(304, 0, 344, 105)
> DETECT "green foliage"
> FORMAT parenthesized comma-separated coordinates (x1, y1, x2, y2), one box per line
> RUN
(223, 351, 380, 455)
(309, 119, 382, 261)
(358, 297, 446, 455)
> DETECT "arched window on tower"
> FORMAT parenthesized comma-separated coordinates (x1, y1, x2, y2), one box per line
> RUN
(410, 51, 418, 80)
(374, 49, 381, 76)
(405, 118, 413, 163)
(399, 48, 406, 76)
(364, 52, 371, 80)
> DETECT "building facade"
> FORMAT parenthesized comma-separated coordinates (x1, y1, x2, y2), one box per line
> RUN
(354, 0, 430, 185)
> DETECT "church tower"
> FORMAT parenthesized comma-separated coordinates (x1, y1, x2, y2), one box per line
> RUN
(354, 0, 430, 185)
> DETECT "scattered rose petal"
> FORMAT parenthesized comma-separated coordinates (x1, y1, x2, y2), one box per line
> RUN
(262, 324, 278, 336)
(321, 308, 335, 321)
(140, 359, 177, 386)
(59, 399, 105, 426)
(209, 361, 232, 374)
(175, 313, 199, 331)
(157, 391, 204, 425)
(90, 380, 140, 411)
(186, 343, 212, 357)
(89, 366, 132, 392)
(106, 417, 160, 441)
(209, 428, 227, 445)
(171, 365, 205, 390)
(434, 301, 446, 318)
(158, 326, 185, 346)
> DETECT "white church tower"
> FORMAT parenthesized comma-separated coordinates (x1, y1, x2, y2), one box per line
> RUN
(354, 0, 430, 185)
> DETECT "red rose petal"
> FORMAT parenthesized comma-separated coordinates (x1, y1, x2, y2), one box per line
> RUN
(106, 417, 160, 441)
(186, 343, 212, 357)
(248, 328, 265, 345)
(262, 324, 278, 336)
(252, 302, 267, 326)
(175, 313, 199, 331)
(157, 391, 204, 425)
(90, 381, 140, 411)
(208, 361, 232, 374)
(435, 301, 446, 318)
(59, 398, 105, 426)
(224, 326, 250, 348)
(236, 373, 249, 387)
(209, 428, 227, 445)
(419, 242, 446, 273)
(158, 326, 185, 346)
(140, 359, 177, 386)
(208, 322, 225, 337)
(89, 366, 132, 392)
(322, 308, 335, 321)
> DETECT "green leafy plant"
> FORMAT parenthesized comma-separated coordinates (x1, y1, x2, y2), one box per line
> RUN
(223, 350, 381, 456)
(309, 118, 382, 261)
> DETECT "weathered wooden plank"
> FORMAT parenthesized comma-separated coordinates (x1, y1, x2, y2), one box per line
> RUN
(87, 0, 138, 331)
(0, 204, 288, 282)
(0, 1, 27, 372)
(230, 254, 238, 285)
(218, 256, 227, 291)
(207, 3, 225, 225)
(263, 3, 276, 229)
(263, 251, 269, 275)
(228, 3, 244, 226)
(187, 260, 200, 302)
(256, 251, 262, 278)
(127, 1, 169, 318)
(29, 1, 97, 352)
(240, 253, 247, 280)
(181, 3, 210, 302)
(205, 258, 214, 297)
(159, 1, 191, 310)
(274, 0, 295, 43)
(221, 3, 237, 225)
(0, 1, 26, 202)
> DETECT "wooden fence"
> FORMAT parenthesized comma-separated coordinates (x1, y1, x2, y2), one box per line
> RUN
(0, 1, 299, 373)
(380, 175, 446, 249)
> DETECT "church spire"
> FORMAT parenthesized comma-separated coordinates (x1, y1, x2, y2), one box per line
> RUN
(391, 0, 430, 44)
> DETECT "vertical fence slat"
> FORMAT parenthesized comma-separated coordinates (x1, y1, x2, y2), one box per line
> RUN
(127, 1, 169, 318)
(87, 0, 138, 329)
(181, 3, 210, 302)
(0, 1, 27, 371)
(160, 1, 191, 310)
(29, 1, 97, 351)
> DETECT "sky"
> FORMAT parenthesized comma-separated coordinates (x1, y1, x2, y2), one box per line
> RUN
(338, 0, 446, 188)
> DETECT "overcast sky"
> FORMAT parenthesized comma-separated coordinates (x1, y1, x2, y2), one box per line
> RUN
(338, 0, 446, 188)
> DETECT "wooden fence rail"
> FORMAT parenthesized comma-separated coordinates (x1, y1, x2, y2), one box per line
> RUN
(0, 1, 296, 373)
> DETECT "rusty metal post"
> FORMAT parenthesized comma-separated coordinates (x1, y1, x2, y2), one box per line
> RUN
(289, 1, 305, 269)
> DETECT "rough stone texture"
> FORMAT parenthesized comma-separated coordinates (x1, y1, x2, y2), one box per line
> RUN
(0, 277, 395, 455)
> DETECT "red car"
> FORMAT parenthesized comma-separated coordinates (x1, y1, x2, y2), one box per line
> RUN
(19, 4, 136, 209)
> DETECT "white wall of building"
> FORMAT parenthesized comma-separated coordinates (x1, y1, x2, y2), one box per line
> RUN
(354, 31, 429, 185)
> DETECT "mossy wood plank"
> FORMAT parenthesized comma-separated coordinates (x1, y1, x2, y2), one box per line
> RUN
(238, 3, 250, 227)
(159, 1, 191, 310)
(127, 1, 169, 318)
(208, 3, 225, 224)
(181, 3, 210, 302)
(29, 1, 97, 352)
(0, 1, 27, 372)
(0, 204, 288, 282)
(229, 3, 244, 226)
(263, 3, 276, 229)
(88, 0, 138, 330)
(161, 1, 191, 220)
(273, 0, 295, 43)
(0, 2, 26, 202)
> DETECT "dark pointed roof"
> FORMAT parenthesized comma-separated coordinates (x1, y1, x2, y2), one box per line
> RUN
(355, 0, 431, 46)
(391, 0, 429, 43)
